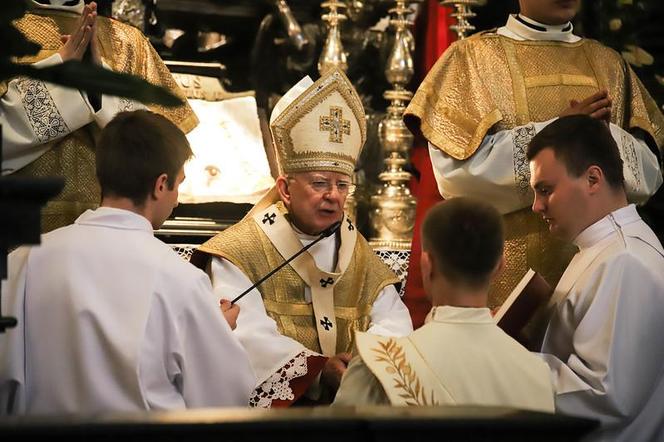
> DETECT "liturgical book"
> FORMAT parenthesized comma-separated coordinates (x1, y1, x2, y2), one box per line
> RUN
(495, 269, 553, 343)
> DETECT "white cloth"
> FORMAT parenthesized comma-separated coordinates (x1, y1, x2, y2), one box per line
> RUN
(429, 15, 662, 215)
(1, 4, 146, 175)
(209, 228, 413, 388)
(178, 96, 274, 204)
(0, 208, 255, 414)
(538, 205, 664, 440)
(335, 306, 554, 413)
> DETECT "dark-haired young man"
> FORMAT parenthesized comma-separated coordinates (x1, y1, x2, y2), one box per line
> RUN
(528, 115, 664, 440)
(0, 110, 255, 415)
(333, 198, 554, 412)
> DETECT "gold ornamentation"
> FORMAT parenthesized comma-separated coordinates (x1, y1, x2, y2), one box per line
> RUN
(319, 106, 351, 143)
(372, 338, 437, 406)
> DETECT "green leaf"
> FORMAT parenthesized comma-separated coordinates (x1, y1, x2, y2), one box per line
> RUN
(1, 61, 183, 107)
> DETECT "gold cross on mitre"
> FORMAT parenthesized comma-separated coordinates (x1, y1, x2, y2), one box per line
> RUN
(319, 106, 351, 143)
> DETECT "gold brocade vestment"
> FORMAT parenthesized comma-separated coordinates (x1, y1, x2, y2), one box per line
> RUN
(192, 203, 400, 355)
(6, 10, 197, 232)
(405, 33, 664, 306)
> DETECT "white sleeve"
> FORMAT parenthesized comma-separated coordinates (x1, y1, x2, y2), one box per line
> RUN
(89, 59, 147, 128)
(210, 257, 312, 386)
(539, 255, 664, 425)
(429, 119, 662, 214)
(367, 285, 413, 337)
(174, 272, 255, 408)
(428, 120, 553, 215)
(1, 55, 147, 175)
(1, 54, 94, 174)
(609, 124, 662, 204)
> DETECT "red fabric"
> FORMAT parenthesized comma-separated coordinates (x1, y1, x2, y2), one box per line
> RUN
(270, 355, 328, 407)
(404, 1, 456, 328)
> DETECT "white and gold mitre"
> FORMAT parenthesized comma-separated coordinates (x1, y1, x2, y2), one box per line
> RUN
(269, 68, 366, 177)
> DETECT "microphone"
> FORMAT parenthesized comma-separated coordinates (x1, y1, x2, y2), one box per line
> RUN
(230, 220, 341, 305)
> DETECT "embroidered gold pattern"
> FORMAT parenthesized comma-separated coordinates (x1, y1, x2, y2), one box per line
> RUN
(319, 106, 351, 143)
(372, 338, 437, 406)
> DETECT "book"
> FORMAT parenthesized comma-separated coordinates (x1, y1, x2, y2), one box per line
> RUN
(495, 269, 553, 345)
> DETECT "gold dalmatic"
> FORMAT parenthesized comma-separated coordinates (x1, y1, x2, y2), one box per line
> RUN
(405, 34, 664, 307)
(7, 10, 197, 232)
(192, 202, 400, 356)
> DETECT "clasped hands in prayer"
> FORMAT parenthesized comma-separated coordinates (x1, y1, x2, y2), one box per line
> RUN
(560, 90, 612, 123)
(58, 1, 102, 65)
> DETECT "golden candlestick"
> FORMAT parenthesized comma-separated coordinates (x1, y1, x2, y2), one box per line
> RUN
(439, 0, 481, 39)
(318, 1, 348, 75)
(369, 0, 421, 250)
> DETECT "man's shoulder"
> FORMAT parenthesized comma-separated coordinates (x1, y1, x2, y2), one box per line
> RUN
(578, 38, 624, 62)
(198, 218, 260, 255)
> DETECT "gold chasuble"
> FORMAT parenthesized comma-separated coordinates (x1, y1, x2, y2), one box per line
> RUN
(196, 201, 400, 356)
(404, 33, 664, 305)
(7, 9, 197, 232)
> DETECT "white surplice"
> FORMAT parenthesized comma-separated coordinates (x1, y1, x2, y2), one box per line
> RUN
(334, 306, 555, 413)
(0, 208, 255, 415)
(538, 205, 664, 440)
(1, 0, 146, 175)
(428, 14, 662, 215)
(209, 226, 413, 407)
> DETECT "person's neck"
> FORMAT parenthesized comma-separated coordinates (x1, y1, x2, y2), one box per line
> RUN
(101, 197, 148, 220)
(430, 283, 488, 309)
(518, 12, 570, 28)
(576, 192, 629, 238)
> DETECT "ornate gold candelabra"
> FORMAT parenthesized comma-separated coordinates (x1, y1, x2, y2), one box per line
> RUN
(318, 1, 348, 75)
(439, 0, 481, 39)
(369, 0, 419, 250)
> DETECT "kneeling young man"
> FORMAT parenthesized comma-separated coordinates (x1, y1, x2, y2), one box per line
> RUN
(0, 110, 255, 415)
(334, 198, 554, 412)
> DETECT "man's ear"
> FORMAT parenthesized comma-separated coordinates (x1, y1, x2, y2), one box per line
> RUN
(491, 254, 505, 282)
(586, 165, 603, 194)
(276, 176, 291, 206)
(421, 251, 434, 282)
(152, 173, 169, 200)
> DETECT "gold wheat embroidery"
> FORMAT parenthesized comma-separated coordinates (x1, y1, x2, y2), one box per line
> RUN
(372, 338, 438, 406)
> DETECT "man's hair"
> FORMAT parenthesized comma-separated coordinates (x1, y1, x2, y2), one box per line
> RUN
(422, 198, 504, 288)
(526, 115, 624, 190)
(96, 110, 193, 206)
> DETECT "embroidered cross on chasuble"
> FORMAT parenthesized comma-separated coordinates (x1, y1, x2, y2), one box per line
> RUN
(196, 201, 400, 356)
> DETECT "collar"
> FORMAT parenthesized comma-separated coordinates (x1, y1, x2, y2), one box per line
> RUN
(425, 306, 493, 325)
(573, 204, 641, 250)
(29, 0, 84, 14)
(75, 207, 154, 232)
(498, 14, 579, 43)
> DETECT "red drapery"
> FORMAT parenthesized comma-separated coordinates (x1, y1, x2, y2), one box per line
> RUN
(404, 1, 456, 328)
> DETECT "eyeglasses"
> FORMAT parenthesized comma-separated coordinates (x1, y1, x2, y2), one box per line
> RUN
(288, 176, 356, 195)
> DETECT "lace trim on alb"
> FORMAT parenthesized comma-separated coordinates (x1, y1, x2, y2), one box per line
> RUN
(249, 349, 320, 408)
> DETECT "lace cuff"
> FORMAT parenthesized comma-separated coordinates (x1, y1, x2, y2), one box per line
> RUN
(249, 349, 326, 408)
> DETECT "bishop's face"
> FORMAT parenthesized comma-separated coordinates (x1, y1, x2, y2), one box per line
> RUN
(519, 0, 581, 26)
(278, 171, 351, 236)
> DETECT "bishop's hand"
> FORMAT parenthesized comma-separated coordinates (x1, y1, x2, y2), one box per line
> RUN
(560, 90, 612, 123)
(320, 352, 352, 392)
(58, 3, 97, 62)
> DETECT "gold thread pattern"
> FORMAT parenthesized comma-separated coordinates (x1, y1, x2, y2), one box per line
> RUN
(319, 106, 351, 143)
(511, 123, 536, 197)
(372, 338, 438, 406)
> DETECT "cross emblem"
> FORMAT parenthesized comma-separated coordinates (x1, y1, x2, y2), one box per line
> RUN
(320, 277, 334, 288)
(262, 212, 276, 225)
(346, 218, 354, 231)
(320, 316, 333, 331)
(319, 106, 351, 143)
